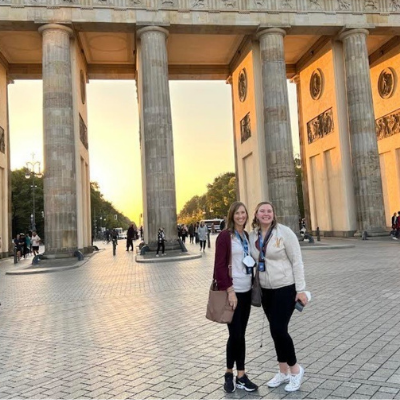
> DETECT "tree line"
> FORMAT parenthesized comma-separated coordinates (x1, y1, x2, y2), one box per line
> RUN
(178, 172, 237, 224)
(11, 168, 131, 240)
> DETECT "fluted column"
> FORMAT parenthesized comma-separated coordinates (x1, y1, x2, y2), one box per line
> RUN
(39, 24, 78, 254)
(257, 28, 299, 233)
(137, 26, 178, 248)
(338, 29, 386, 233)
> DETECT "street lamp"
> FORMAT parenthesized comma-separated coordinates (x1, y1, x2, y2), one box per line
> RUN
(25, 158, 42, 232)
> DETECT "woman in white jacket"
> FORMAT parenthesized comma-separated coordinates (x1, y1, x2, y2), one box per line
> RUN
(249, 201, 308, 392)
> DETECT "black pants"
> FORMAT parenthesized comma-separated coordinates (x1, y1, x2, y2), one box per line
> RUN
(226, 290, 251, 371)
(156, 242, 165, 254)
(200, 240, 206, 250)
(126, 238, 133, 250)
(262, 284, 297, 366)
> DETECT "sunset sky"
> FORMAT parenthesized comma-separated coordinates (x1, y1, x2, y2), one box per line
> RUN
(8, 80, 299, 224)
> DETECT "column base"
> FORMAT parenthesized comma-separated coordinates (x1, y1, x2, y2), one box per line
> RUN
(146, 239, 184, 252)
(353, 228, 389, 238)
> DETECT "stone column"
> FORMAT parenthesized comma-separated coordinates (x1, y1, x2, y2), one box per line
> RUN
(257, 28, 299, 233)
(338, 29, 386, 234)
(137, 26, 178, 248)
(39, 24, 78, 255)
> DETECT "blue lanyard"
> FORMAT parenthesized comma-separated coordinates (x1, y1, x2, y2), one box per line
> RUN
(258, 228, 273, 261)
(235, 231, 249, 256)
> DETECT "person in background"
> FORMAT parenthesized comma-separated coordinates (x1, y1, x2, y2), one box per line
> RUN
(156, 228, 166, 257)
(126, 223, 135, 251)
(249, 201, 308, 392)
(31, 231, 42, 257)
(188, 223, 194, 244)
(214, 201, 258, 393)
(197, 221, 208, 253)
(25, 233, 32, 256)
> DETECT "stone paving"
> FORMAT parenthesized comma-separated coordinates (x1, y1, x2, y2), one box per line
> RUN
(0, 236, 400, 399)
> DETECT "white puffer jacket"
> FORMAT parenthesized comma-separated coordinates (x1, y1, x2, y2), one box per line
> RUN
(249, 224, 306, 292)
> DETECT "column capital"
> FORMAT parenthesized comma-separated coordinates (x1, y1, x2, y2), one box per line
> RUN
(38, 24, 74, 37)
(256, 27, 286, 40)
(338, 28, 369, 42)
(290, 74, 300, 85)
(137, 26, 169, 39)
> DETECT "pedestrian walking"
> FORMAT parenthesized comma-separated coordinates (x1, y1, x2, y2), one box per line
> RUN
(31, 231, 42, 256)
(198, 221, 208, 252)
(214, 201, 258, 393)
(126, 223, 135, 251)
(156, 228, 166, 257)
(249, 201, 308, 392)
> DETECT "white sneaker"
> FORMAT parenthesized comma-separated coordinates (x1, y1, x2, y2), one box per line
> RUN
(267, 372, 290, 388)
(284, 366, 304, 392)
(156, 254, 159, 257)
(392, 237, 398, 240)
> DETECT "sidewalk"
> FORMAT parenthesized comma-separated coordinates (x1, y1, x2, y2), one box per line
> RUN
(0, 236, 400, 399)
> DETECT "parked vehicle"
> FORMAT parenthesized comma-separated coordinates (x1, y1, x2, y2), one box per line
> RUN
(201, 218, 224, 233)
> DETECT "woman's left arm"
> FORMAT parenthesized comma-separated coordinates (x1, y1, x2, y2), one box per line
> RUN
(284, 228, 306, 295)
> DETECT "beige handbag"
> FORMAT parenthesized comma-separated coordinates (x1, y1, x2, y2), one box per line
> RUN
(206, 278, 234, 324)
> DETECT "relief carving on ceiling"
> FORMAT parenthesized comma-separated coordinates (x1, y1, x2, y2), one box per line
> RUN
(364, 0, 377, 10)
(192, 0, 205, 7)
(337, 0, 350, 10)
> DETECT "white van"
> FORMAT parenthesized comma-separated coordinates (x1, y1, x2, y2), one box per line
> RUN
(201, 219, 224, 232)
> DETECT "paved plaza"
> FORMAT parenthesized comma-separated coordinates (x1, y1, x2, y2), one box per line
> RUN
(0, 236, 400, 399)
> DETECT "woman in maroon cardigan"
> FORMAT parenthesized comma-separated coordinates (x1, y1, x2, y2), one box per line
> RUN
(214, 201, 258, 394)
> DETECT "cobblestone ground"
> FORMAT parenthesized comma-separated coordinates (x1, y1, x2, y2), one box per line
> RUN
(0, 237, 400, 399)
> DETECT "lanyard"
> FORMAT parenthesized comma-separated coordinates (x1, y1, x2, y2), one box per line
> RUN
(235, 230, 249, 256)
(258, 228, 273, 261)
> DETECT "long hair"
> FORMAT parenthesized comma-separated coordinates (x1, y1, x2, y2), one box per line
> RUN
(226, 201, 248, 233)
(251, 201, 277, 230)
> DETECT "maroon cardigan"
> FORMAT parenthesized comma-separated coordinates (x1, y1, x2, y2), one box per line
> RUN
(214, 230, 233, 291)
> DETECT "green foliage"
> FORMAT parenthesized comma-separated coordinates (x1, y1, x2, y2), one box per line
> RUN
(11, 168, 44, 238)
(178, 172, 237, 224)
(91, 182, 131, 239)
(11, 168, 131, 241)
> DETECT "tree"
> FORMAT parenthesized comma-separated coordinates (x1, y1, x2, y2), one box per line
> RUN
(178, 172, 237, 224)
(11, 168, 132, 242)
(11, 167, 44, 239)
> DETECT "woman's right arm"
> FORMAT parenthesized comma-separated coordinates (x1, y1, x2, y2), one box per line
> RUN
(214, 232, 233, 291)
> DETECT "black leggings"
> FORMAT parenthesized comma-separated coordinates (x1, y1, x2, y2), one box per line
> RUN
(226, 290, 251, 371)
(156, 242, 165, 254)
(262, 284, 297, 366)
(200, 240, 206, 250)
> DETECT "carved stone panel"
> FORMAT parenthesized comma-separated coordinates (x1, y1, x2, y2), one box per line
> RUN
(238, 68, 247, 102)
(309, 68, 324, 100)
(0, 127, 5, 154)
(79, 114, 88, 149)
(378, 67, 396, 99)
(307, 108, 334, 144)
(376, 108, 400, 140)
(240, 113, 251, 143)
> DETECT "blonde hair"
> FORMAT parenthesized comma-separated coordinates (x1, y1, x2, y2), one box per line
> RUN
(251, 201, 277, 230)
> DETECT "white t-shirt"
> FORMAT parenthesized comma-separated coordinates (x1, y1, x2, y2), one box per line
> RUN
(31, 235, 41, 246)
(231, 236, 252, 293)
